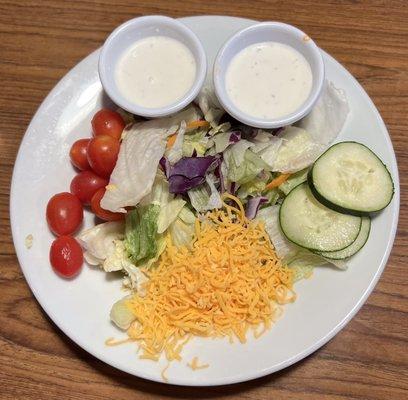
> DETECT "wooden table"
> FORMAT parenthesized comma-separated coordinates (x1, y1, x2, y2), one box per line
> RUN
(1, 1, 407, 399)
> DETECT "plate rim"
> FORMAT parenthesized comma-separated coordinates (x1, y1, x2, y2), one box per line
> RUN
(10, 15, 400, 386)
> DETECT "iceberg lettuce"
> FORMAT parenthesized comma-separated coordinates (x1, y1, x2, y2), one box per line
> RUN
(197, 86, 225, 127)
(224, 147, 270, 184)
(278, 168, 309, 195)
(272, 126, 325, 173)
(77, 221, 125, 268)
(298, 80, 349, 145)
(101, 106, 201, 213)
(187, 174, 222, 212)
(124, 204, 160, 265)
(168, 206, 196, 248)
(166, 120, 186, 164)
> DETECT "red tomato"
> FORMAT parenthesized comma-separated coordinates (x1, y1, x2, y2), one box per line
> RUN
(50, 236, 83, 278)
(70, 171, 108, 205)
(87, 135, 120, 178)
(91, 187, 124, 221)
(91, 109, 125, 140)
(69, 139, 91, 171)
(46, 192, 83, 236)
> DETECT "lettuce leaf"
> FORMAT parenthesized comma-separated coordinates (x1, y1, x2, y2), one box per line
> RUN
(298, 80, 349, 145)
(256, 206, 296, 259)
(110, 296, 136, 330)
(125, 204, 161, 265)
(182, 129, 210, 157)
(166, 121, 186, 164)
(139, 170, 171, 207)
(208, 122, 231, 137)
(273, 126, 325, 173)
(197, 86, 225, 127)
(77, 221, 125, 269)
(237, 170, 273, 200)
(169, 206, 195, 248)
(157, 198, 186, 234)
(187, 174, 222, 212)
(101, 106, 200, 213)
(213, 131, 241, 153)
(225, 147, 270, 184)
(279, 168, 309, 195)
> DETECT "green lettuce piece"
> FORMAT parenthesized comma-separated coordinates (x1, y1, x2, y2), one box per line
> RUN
(140, 170, 171, 207)
(225, 148, 270, 184)
(213, 131, 232, 153)
(169, 206, 195, 248)
(188, 184, 209, 212)
(187, 174, 222, 212)
(182, 130, 209, 157)
(285, 251, 325, 282)
(279, 168, 309, 195)
(264, 187, 280, 206)
(157, 198, 186, 234)
(237, 170, 273, 200)
(125, 204, 161, 265)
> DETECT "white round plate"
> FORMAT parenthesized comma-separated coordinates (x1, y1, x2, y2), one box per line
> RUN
(10, 16, 399, 386)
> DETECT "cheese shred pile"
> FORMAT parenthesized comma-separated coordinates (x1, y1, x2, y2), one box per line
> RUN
(125, 194, 295, 362)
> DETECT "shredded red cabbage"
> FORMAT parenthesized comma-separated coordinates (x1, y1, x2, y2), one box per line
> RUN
(168, 156, 219, 193)
(245, 196, 268, 219)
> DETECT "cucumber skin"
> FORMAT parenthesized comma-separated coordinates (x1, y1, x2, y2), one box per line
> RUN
(279, 182, 362, 252)
(315, 217, 371, 260)
(308, 142, 395, 216)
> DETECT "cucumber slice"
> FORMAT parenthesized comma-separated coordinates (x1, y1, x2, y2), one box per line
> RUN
(317, 216, 371, 259)
(279, 183, 362, 252)
(310, 142, 394, 215)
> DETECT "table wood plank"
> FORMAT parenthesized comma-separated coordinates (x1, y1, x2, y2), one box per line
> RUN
(1, 1, 407, 399)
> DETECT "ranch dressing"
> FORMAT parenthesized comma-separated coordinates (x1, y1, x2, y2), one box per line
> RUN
(115, 36, 196, 109)
(225, 42, 313, 120)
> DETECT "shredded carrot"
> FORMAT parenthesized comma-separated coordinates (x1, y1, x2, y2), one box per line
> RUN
(264, 173, 291, 191)
(186, 120, 210, 130)
(166, 133, 178, 149)
(125, 195, 295, 362)
(166, 120, 210, 149)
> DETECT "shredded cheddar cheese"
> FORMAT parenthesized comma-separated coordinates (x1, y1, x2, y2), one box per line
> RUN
(125, 194, 295, 363)
(105, 337, 135, 346)
(161, 362, 170, 383)
(105, 184, 118, 191)
(187, 357, 209, 371)
(25, 234, 33, 249)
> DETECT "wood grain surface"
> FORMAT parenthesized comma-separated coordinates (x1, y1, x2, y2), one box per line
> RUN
(1, 1, 407, 399)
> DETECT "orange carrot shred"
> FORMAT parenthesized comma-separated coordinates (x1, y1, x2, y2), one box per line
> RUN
(166, 133, 178, 149)
(186, 120, 210, 130)
(264, 173, 291, 191)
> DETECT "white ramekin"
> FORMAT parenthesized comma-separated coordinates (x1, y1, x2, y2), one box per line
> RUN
(213, 22, 325, 128)
(99, 15, 207, 118)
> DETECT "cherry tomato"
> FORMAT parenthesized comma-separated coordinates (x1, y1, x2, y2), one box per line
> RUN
(92, 109, 125, 140)
(70, 171, 108, 205)
(69, 139, 91, 171)
(91, 187, 124, 221)
(87, 135, 120, 178)
(50, 236, 83, 278)
(46, 192, 83, 236)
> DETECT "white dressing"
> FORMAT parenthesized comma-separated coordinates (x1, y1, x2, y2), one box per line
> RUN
(115, 36, 196, 109)
(225, 42, 313, 120)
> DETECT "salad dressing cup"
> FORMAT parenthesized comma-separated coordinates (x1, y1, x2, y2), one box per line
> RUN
(99, 16, 207, 118)
(213, 22, 325, 128)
